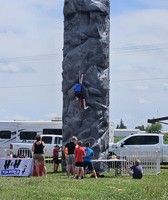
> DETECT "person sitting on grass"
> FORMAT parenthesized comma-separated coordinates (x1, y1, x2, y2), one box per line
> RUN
(127, 159, 143, 179)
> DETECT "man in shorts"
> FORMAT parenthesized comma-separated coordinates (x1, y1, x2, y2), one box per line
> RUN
(83, 142, 98, 179)
(64, 136, 77, 177)
(74, 141, 85, 179)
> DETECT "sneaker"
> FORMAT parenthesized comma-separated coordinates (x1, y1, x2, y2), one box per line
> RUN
(81, 176, 84, 179)
(84, 106, 89, 110)
(75, 176, 79, 179)
(101, 104, 108, 109)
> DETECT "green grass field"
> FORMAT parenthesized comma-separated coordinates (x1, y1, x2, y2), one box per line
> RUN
(0, 165, 168, 200)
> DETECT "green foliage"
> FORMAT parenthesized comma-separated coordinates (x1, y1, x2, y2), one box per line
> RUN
(114, 137, 124, 143)
(116, 119, 127, 129)
(164, 133, 168, 144)
(135, 125, 145, 131)
(146, 123, 162, 133)
(0, 165, 168, 200)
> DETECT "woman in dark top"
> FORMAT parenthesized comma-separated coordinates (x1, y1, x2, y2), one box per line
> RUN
(32, 135, 47, 177)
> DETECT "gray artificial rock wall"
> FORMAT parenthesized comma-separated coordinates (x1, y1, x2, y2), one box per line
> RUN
(62, 0, 110, 171)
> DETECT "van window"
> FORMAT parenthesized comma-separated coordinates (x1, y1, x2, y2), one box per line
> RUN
(124, 135, 159, 145)
(42, 136, 52, 144)
(20, 131, 37, 140)
(54, 137, 62, 145)
(0, 131, 11, 139)
(43, 129, 62, 135)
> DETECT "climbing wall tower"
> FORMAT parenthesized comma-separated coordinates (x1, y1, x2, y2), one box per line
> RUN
(62, 0, 110, 170)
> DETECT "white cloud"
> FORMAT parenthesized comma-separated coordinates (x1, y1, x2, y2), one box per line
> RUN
(12, 114, 29, 121)
(111, 9, 168, 48)
(45, 112, 61, 120)
(133, 85, 149, 91)
(118, 65, 133, 71)
(0, 1, 63, 122)
(0, 63, 35, 73)
(138, 97, 151, 104)
(110, 7, 168, 129)
(0, 108, 6, 113)
(0, 1, 167, 130)
(163, 84, 168, 91)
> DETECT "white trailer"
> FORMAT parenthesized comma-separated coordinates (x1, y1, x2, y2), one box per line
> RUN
(0, 119, 62, 150)
(0, 119, 114, 154)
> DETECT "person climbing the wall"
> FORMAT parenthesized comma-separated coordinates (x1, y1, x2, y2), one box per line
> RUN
(73, 73, 88, 110)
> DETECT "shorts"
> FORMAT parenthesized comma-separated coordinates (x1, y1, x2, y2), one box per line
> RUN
(75, 162, 84, 167)
(83, 161, 94, 171)
(66, 154, 75, 165)
(75, 92, 82, 98)
(53, 157, 59, 164)
(33, 154, 45, 162)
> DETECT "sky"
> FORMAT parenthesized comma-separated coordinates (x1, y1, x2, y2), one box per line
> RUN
(0, 0, 168, 130)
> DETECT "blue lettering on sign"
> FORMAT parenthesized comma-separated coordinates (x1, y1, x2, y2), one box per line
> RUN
(1, 169, 20, 175)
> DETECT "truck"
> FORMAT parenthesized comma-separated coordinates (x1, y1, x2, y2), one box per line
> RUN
(109, 133, 168, 164)
(9, 134, 62, 158)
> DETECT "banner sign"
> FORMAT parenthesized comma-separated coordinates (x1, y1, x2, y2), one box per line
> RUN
(0, 158, 33, 177)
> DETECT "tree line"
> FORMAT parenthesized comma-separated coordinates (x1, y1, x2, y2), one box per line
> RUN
(116, 119, 162, 133)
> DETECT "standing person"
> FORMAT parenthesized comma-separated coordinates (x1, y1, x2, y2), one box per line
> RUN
(127, 159, 143, 179)
(74, 141, 85, 179)
(32, 135, 47, 177)
(83, 142, 98, 179)
(53, 145, 60, 173)
(64, 136, 77, 177)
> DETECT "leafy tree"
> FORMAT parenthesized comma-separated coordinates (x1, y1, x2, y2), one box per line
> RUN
(116, 119, 127, 129)
(135, 125, 145, 131)
(146, 123, 162, 133)
(164, 133, 168, 144)
(116, 124, 120, 129)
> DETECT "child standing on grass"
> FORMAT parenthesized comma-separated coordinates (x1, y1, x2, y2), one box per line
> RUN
(83, 142, 98, 179)
(74, 141, 85, 179)
(53, 145, 60, 173)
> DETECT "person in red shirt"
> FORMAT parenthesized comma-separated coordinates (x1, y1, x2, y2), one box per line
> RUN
(74, 141, 85, 179)
(53, 145, 60, 173)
